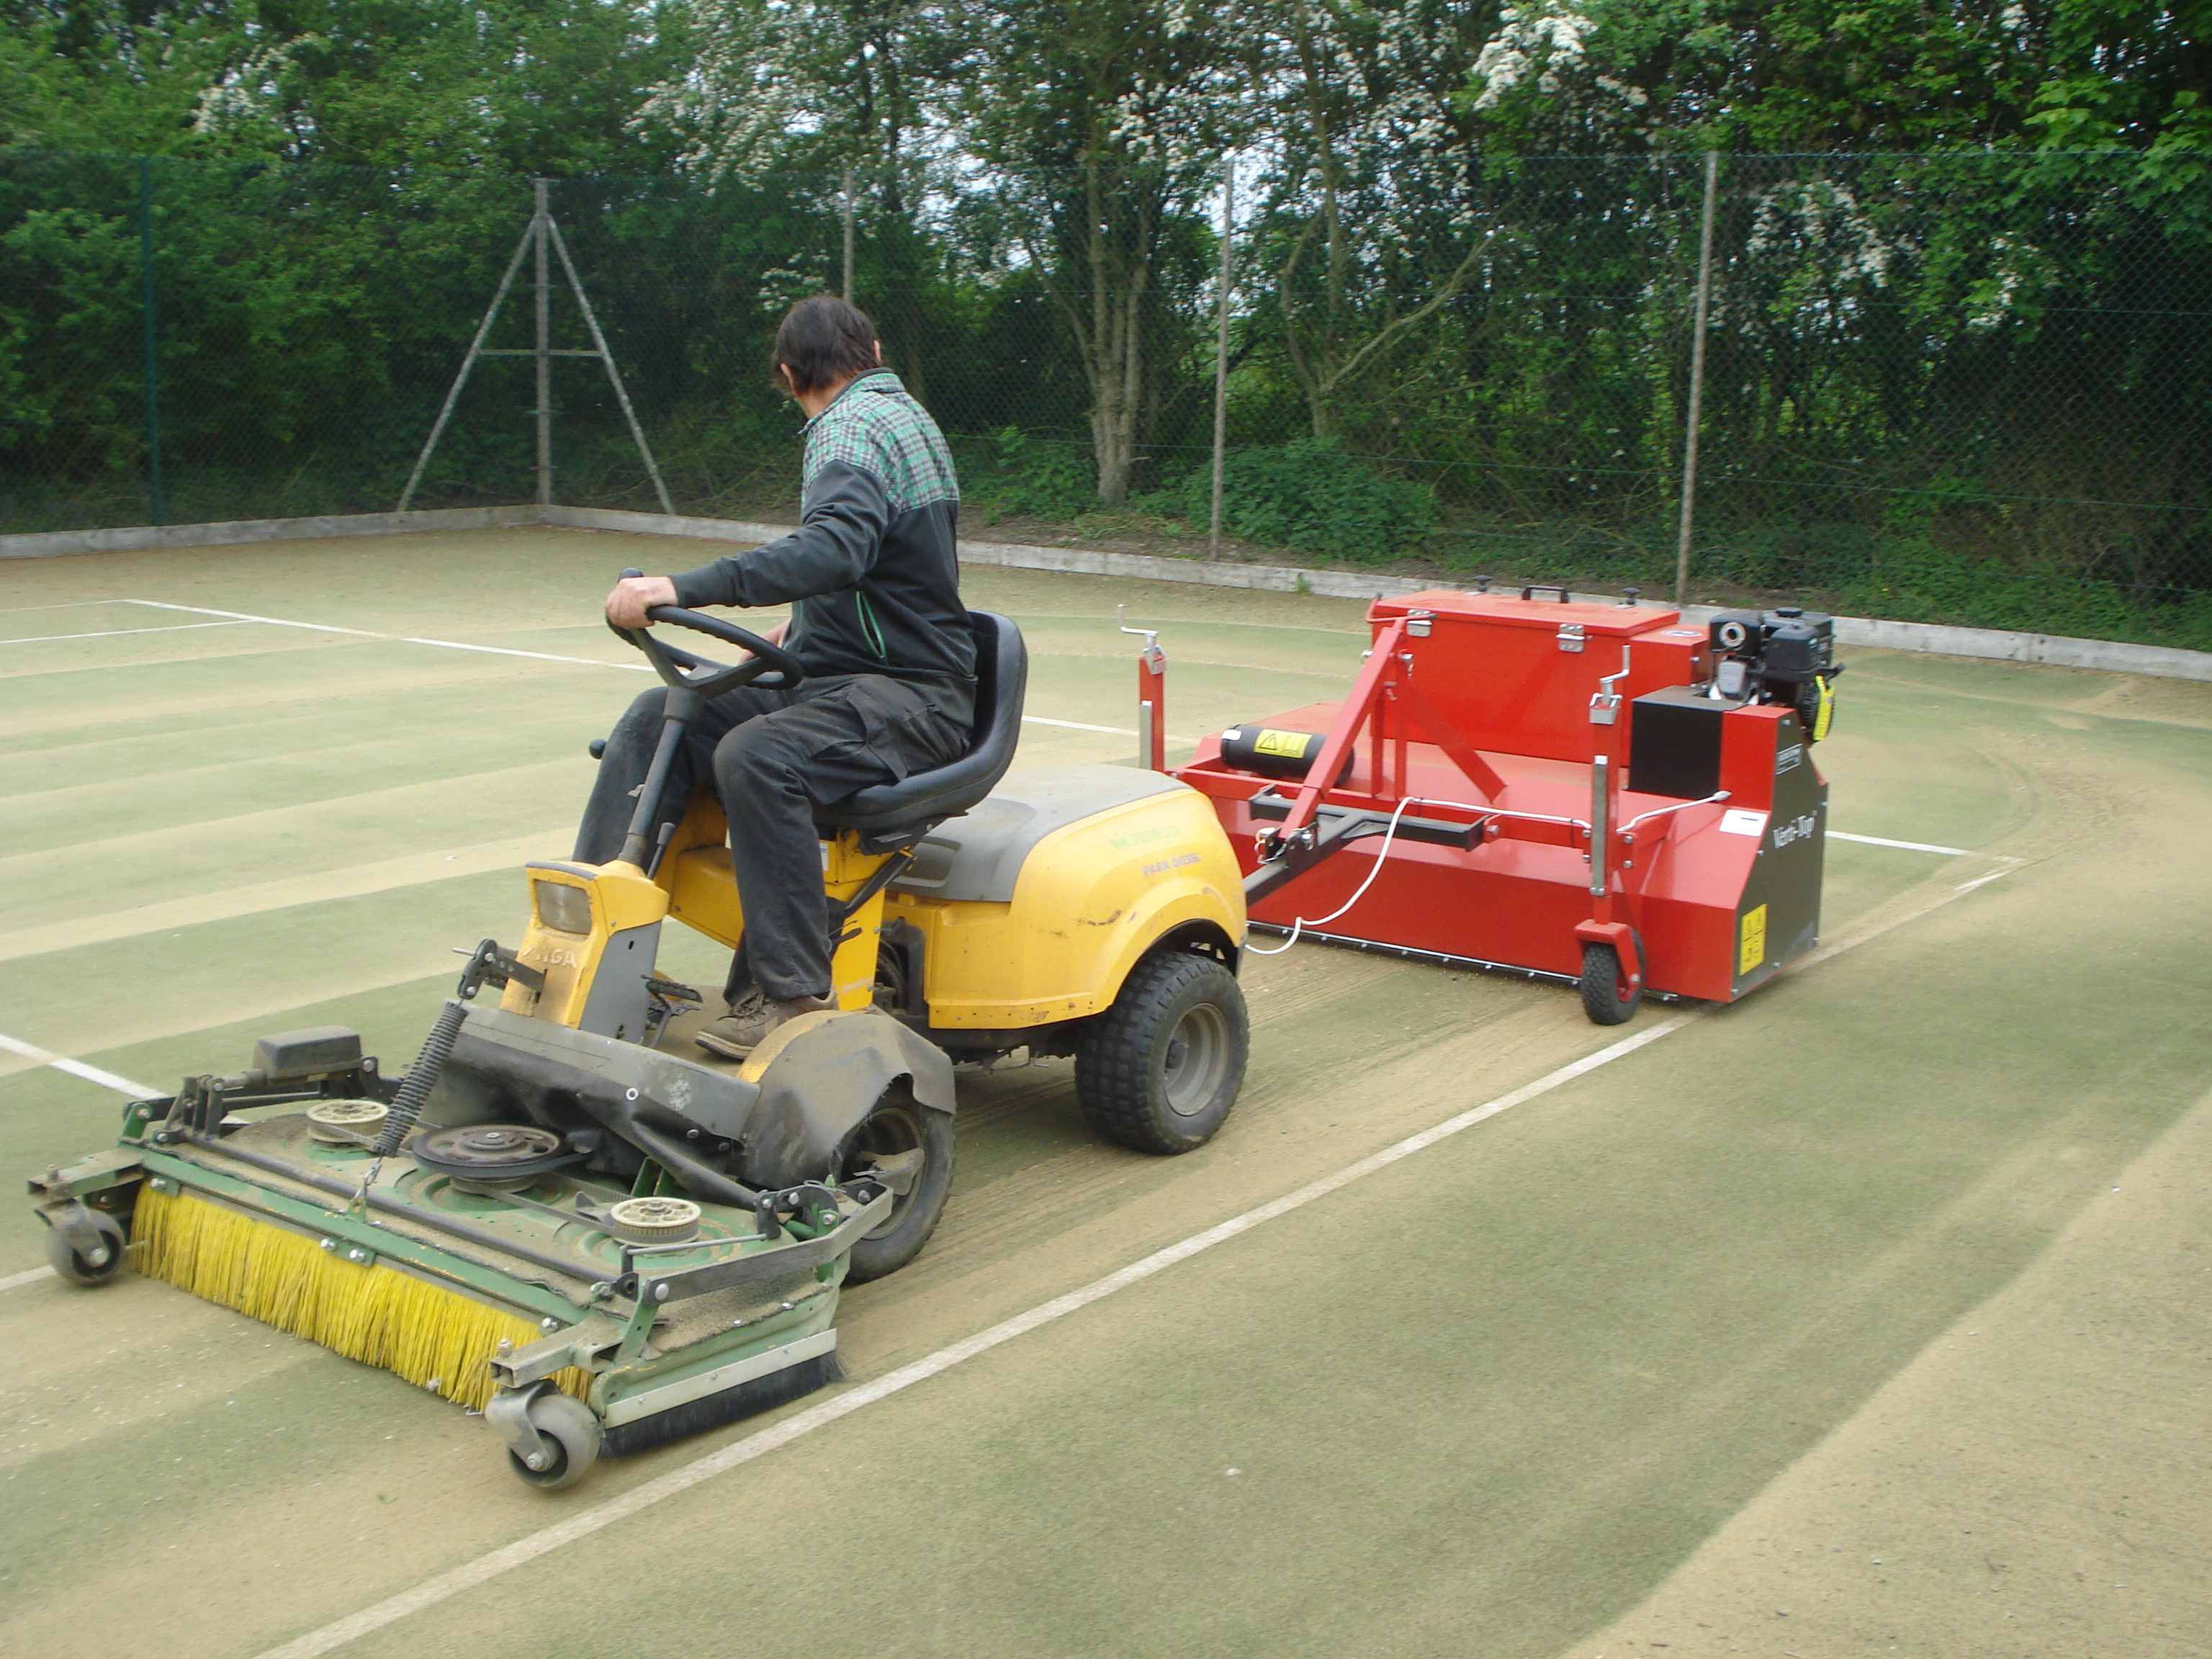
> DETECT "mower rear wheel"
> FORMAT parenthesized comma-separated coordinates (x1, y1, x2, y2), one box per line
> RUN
(835, 1084, 954, 1284)
(1578, 940, 1643, 1026)
(505, 1390, 601, 1491)
(1076, 950, 1249, 1154)
(45, 1209, 127, 1286)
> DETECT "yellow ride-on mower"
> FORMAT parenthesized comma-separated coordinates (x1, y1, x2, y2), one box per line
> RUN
(31, 592, 1249, 1488)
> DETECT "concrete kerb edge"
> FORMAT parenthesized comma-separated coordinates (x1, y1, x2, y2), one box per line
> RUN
(6, 502, 2208, 685)
(0, 505, 539, 559)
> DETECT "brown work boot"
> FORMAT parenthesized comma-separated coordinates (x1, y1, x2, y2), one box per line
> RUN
(694, 989, 834, 1060)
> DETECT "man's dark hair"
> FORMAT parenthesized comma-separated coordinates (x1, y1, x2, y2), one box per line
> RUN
(772, 296, 879, 394)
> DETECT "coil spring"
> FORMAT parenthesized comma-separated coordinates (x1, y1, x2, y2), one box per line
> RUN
(372, 998, 469, 1156)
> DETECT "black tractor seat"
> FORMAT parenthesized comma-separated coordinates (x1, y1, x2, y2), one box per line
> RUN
(827, 611, 1028, 851)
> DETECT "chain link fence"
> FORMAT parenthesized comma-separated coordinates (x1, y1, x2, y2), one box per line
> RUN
(5, 148, 2208, 649)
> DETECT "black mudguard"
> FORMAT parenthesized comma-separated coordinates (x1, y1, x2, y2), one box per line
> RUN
(742, 1010, 956, 1191)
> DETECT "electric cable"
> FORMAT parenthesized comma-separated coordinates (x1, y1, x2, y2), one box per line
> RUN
(1245, 796, 1485, 956)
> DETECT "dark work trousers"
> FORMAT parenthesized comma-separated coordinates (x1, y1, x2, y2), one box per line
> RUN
(573, 674, 969, 1002)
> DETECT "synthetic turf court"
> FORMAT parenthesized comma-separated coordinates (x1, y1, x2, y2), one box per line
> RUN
(4, 527, 2209, 1658)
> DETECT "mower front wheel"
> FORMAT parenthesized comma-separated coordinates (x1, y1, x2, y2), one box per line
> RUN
(1578, 939, 1644, 1026)
(44, 1208, 127, 1287)
(835, 1084, 954, 1285)
(1076, 950, 1249, 1154)
(504, 1390, 601, 1491)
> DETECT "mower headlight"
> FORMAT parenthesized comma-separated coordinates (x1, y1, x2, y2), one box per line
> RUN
(533, 879, 593, 935)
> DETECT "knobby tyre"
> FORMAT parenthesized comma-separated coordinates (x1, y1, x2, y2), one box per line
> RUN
(1578, 940, 1643, 1026)
(1076, 949, 1249, 1154)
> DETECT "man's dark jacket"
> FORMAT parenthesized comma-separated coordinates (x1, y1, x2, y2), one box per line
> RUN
(667, 369, 974, 722)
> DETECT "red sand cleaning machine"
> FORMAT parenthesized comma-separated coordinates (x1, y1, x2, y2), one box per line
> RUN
(1146, 585, 1841, 1023)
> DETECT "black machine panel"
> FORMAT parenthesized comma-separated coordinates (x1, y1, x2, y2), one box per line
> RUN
(1628, 687, 1725, 800)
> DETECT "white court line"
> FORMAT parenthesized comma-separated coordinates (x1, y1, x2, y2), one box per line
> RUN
(0, 620, 251, 644)
(248, 1016, 1692, 1659)
(0, 1032, 161, 1100)
(0, 1265, 55, 1291)
(114, 599, 1140, 736)
(126, 598, 386, 637)
(400, 637, 652, 670)
(1830, 830, 1973, 857)
(1024, 715, 1133, 734)
(1956, 867, 2018, 893)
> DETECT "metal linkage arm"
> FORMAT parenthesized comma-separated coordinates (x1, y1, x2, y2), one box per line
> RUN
(1269, 617, 1409, 847)
(1244, 800, 1482, 909)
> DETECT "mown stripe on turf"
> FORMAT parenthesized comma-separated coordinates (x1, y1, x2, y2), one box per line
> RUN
(0, 830, 572, 963)
(0, 621, 252, 645)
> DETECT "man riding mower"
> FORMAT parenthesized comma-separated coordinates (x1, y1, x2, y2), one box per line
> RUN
(572, 292, 1254, 1180)
(586, 295, 981, 1065)
(29, 298, 1254, 1489)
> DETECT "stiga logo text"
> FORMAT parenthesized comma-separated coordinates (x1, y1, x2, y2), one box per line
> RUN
(1773, 812, 1817, 849)
(1775, 743, 1805, 773)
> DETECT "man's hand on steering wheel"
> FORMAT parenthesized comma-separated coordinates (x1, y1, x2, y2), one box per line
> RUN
(602, 568, 806, 700)
(606, 574, 678, 630)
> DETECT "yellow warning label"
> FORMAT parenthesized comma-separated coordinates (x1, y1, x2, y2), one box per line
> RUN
(1254, 729, 1310, 758)
(1738, 904, 1768, 976)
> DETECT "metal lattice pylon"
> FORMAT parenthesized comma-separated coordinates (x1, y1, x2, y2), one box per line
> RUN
(397, 179, 674, 515)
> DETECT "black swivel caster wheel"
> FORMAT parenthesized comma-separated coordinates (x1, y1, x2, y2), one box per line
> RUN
(503, 1390, 602, 1491)
(45, 1209, 127, 1286)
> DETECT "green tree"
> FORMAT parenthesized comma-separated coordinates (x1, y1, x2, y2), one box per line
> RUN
(953, 0, 1259, 502)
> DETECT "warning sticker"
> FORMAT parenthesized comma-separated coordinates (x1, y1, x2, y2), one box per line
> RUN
(1738, 904, 1768, 976)
(1254, 729, 1310, 758)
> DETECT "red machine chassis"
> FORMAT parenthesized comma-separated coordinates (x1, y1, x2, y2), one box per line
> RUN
(1171, 588, 1829, 1006)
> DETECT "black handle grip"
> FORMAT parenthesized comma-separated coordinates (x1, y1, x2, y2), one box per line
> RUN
(1521, 583, 1573, 603)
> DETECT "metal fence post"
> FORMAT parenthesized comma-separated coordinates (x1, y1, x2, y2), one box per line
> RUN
(1208, 154, 1234, 558)
(547, 218, 676, 516)
(842, 170, 856, 300)
(395, 217, 534, 513)
(534, 178, 552, 508)
(1673, 151, 1719, 606)
(138, 156, 165, 528)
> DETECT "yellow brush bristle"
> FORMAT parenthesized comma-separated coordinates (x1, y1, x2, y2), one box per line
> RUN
(132, 1185, 588, 1412)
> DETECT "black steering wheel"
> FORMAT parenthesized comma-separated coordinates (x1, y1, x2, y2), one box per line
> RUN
(606, 567, 804, 698)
